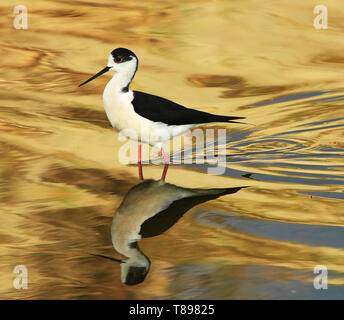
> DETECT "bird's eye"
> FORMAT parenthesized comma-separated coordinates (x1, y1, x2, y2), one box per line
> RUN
(115, 56, 123, 63)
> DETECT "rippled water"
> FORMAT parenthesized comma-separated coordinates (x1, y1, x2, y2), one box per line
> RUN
(0, 0, 344, 299)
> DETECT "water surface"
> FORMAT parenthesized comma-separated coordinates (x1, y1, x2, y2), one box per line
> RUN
(0, 0, 344, 299)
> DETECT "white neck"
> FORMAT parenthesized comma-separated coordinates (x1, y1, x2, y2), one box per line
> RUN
(105, 59, 137, 94)
(123, 245, 148, 265)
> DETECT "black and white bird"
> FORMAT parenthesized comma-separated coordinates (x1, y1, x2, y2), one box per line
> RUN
(92, 179, 247, 285)
(79, 48, 245, 180)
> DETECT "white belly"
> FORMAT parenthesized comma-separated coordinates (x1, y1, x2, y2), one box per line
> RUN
(103, 87, 192, 148)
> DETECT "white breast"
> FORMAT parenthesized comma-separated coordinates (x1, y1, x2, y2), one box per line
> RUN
(103, 78, 192, 148)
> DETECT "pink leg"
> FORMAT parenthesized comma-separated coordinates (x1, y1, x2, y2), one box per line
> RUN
(161, 147, 169, 164)
(138, 144, 144, 181)
(161, 163, 169, 181)
(161, 147, 169, 181)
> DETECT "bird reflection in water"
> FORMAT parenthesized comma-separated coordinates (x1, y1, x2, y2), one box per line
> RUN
(93, 179, 247, 285)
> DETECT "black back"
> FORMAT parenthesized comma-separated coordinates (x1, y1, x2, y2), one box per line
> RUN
(132, 91, 245, 126)
(140, 186, 246, 238)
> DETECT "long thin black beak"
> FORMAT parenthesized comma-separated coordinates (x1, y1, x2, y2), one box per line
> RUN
(91, 253, 124, 264)
(79, 66, 110, 87)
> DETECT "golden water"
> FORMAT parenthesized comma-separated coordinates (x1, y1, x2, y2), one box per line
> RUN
(0, 0, 344, 299)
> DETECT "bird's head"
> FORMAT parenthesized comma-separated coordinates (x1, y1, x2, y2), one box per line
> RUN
(120, 255, 150, 286)
(91, 242, 150, 286)
(79, 47, 138, 87)
(108, 48, 138, 73)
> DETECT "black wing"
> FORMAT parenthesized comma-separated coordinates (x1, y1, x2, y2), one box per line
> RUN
(132, 91, 245, 126)
(140, 186, 246, 238)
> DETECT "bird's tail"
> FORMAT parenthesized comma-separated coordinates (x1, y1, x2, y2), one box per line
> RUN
(223, 116, 248, 125)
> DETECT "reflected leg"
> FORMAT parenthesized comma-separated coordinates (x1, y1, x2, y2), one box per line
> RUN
(138, 143, 144, 181)
(161, 147, 169, 181)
